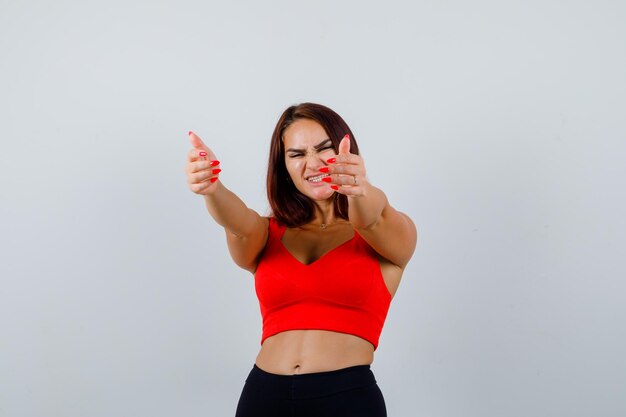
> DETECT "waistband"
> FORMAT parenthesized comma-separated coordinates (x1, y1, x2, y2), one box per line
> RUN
(244, 364, 377, 400)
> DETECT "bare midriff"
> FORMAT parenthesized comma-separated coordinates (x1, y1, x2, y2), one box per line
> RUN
(255, 329, 375, 375)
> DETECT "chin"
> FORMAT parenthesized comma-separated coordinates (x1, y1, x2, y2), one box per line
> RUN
(309, 189, 335, 201)
(296, 185, 334, 201)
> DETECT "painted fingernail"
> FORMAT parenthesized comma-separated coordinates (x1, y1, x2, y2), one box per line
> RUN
(344, 134, 350, 140)
(330, 185, 339, 190)
(210, 160, 220, 166)
(319, 167, 330, 173)
(322, 177, 332, 183)
(188, 131, 193, 136)
(327, 157, 337, 164)
(199, 151, 207, 157)
(212, 169, 222, 174)
(210, 177, 219, 183)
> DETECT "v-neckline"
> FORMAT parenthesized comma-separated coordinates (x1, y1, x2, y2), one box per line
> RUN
(278, 230, 357, 267)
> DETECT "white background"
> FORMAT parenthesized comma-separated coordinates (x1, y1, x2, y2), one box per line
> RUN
(1, 1, 625, 416)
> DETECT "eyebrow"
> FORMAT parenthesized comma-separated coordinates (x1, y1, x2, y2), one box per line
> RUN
(286, 139, 333, 153)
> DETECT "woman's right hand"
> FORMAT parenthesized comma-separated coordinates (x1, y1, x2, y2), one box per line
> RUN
(185, 131, 222, 195)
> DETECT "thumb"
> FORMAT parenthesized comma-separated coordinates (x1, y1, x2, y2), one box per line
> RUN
(188, 131, 208, 150)
(188, 131, 218, 161)
(338, 134, 351, 155)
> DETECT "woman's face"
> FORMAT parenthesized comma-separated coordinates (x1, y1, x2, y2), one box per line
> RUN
(282, 118, 337, 201)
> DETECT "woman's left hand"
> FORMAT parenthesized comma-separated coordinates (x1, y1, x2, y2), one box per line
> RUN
(322, 134, 368, 197)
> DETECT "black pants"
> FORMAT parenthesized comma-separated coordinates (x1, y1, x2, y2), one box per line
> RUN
(235, 364, 387, 417)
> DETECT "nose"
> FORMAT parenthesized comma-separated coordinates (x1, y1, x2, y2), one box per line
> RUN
(304, 151, 325, 169)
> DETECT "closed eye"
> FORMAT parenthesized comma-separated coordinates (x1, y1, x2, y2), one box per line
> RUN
(288, 146, 333, 158)
(286, 139, 333, 158)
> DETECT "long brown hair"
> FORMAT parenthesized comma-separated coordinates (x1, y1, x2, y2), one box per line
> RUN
(267, 103, 360, 227)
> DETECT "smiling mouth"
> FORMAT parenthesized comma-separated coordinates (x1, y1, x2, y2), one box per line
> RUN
(306, 173, 330, 183)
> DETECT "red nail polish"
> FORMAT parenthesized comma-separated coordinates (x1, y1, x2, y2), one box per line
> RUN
(319, 167, 330, 173)
(322, 177, 332, 183)
(210, 177, 219, 183)
(188, 131, 193, 136)
(327, 157, 336, 164)
(212, 168, 222, 174)
(344, 134, 350, 140)
(330, 185, 339, 190)
(210, 160, 220, 166)
(199, 151, 207, 157)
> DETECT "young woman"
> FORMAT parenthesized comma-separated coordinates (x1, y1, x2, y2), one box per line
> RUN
(185, 103, 417, 417)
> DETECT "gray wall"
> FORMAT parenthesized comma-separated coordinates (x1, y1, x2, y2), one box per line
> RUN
(1, 1, 624, 416)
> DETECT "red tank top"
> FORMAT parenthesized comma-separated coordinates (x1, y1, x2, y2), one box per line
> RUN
(254, 217, 392, 349)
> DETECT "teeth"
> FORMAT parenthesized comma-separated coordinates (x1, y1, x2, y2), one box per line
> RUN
(307, 173, 329, 183)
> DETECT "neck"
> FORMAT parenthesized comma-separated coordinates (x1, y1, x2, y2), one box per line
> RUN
(304, 219, 348, 231)
(312, 200, 337, 227)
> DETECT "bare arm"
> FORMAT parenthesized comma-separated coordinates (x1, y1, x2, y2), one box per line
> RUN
(348, 183, 417, 269)
(325, 136, 417, 268)
(186, 132, 268, 273)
